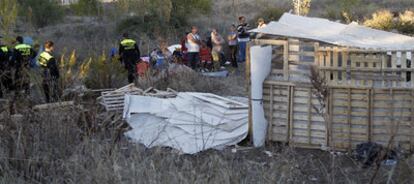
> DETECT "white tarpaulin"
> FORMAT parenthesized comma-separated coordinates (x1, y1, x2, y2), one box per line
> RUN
(251, 13, 414, 51)
(250, 46, 272, 147)
(123, 93, 248, 154)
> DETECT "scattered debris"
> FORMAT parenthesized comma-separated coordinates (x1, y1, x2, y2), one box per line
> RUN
(354, 142, 398, 168)
(33, 101, 75, 111)
(264, 150, 273, 157)
(123, 92, 249, 154)
(98, 84, 177, 112)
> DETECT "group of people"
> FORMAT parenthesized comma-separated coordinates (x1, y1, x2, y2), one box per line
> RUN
(0, 16, 266, 103)
(179, 16, 264, 71)
(175, 16, 266, 72)
(0, 36, 59, 103)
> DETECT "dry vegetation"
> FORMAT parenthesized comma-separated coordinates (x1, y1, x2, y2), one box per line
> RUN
(1, 0, 414, 183)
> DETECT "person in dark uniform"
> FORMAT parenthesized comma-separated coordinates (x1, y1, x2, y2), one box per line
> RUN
(38, 41, 59, 103)
(0, 36, 12, 97)
(119, 33, 140, 83)
(12, 36, 36, 95)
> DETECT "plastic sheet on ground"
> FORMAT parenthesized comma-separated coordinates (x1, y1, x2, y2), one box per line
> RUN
(123, 93, 249, 154)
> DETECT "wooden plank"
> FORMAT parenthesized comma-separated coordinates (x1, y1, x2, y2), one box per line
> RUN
(288, 86, 294, 142)
(307, 88, 312, 145)
(391, 52, 398, 87)
(284, 42, 289, 80)
(268, 85, 274, 141)
(347, 88, 352, 150)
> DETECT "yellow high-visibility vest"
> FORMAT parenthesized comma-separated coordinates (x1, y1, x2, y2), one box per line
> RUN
(0, 46, 8, 53)
(38, 51, 53, 67)
(121, 39, 136, 50)
(15, 44, 32, 56)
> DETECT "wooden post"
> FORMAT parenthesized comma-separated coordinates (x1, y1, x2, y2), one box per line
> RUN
(391, 52, 398, 87)
(367, 89, 372, 142)
(347, 88, 352, 150)
(246, 42, 253, 141)
(332, 47, 339, 85)
(288, 86, 294, 143)
(308, 88, 312, 145)
(283, 42, 289, 81)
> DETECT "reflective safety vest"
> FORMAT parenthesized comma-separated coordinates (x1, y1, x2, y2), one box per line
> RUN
(38, 51, 53, 68)
(120, 39, 136, 50)
(15, 44, 32, 56)
(0, 46, 8, 53)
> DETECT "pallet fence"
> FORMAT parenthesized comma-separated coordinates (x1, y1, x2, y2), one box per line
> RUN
(263, 81, 414, 151)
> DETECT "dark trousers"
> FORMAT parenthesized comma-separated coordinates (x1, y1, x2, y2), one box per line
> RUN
(187, 52, 200, 69)
(14, 67, 30, 95)
(42, 69, 59, 103)
(229, 46, 238, 68)
(123, 59, 137, 83)
(0, 69, 12, 97)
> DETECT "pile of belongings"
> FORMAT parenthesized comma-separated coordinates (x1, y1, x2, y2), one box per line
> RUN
(123, 92, 249, 154)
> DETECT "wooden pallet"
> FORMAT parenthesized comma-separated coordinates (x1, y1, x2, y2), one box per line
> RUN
(98, 84, 177, 112)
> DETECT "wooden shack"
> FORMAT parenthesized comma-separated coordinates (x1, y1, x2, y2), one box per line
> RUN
(248, 13, 414, 151)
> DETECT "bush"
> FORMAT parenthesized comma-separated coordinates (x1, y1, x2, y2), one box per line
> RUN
(116, 0, 212, 38)
(252, 7, 287, 24)
(70, 0, 103, 16)
(18, 0, 64, 28)
(397, 10, 414, 35)
(363, 10, 395, 31)
(0, 0, 18, 38)
(83, 53, 127, 89)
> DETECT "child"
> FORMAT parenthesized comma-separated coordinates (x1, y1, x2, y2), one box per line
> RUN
(199, 43, 213, 72)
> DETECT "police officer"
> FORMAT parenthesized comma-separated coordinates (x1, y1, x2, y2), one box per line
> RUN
(38, 41, 59, 103)
(0, 36, 12, 97)
(119, 33, 140, 83)
(13, 36, 36, 95)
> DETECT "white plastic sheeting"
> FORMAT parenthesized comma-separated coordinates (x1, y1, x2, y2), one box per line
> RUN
(250, 45, 273, 147)
(123, 93, 248, 154)
(251, 13, 414, 51)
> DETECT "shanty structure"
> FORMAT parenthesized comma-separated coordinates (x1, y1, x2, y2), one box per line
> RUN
(248, 13, 414, 151)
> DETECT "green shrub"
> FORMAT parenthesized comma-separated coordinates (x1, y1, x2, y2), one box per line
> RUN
(363, 10, 395, 31)
(83, 53, 127, 89)
(116, 0, 212, 38)
(252, 7, 287, 25)
(18, 0, 64, 28)
(70, 0, 103, 16)
(0, 0, 18, 38)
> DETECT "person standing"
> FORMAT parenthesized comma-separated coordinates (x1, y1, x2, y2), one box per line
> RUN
(186, 26, 201, 70)
(119, 33, 140, 83)
(13, 36, 37, 95)
(227, 25, 238, 68)
(38, 41, 60, 103)
(211, 28, 226, 70)
(0, 36, 12, 97)
(257, 18, 267, 28)
(237, 16, 250, 63)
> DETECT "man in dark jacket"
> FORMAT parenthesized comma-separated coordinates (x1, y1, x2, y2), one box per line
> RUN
(119, 33, 140, 83)
(38, 41, 59, 103)
(237, 16, 251, 63)
(0, 36, 12, 97)
(13, 36, 37, 95)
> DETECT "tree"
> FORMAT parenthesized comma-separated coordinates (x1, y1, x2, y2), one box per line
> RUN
(292, 0, 311, 16)
(18, 0, 64, 28)
(0, 0, 18, 38)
